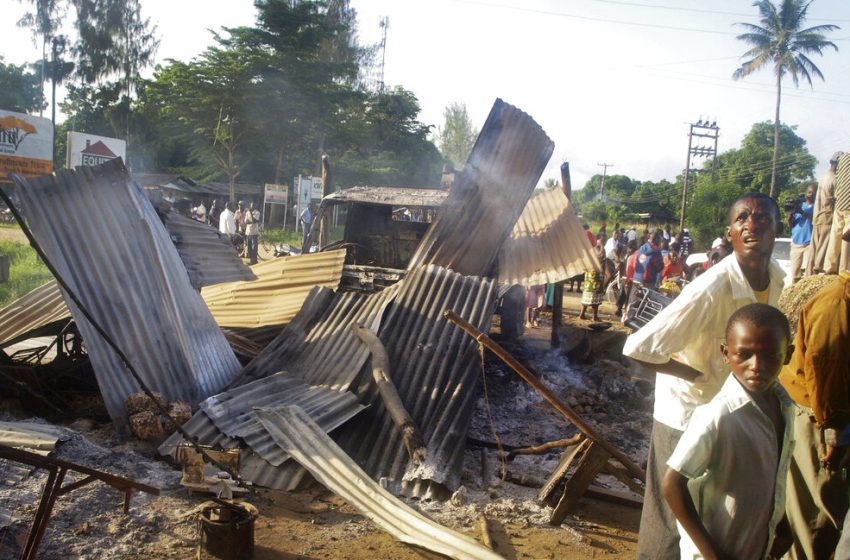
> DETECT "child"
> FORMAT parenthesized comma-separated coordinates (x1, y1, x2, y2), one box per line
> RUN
(662, 303, 795, 560)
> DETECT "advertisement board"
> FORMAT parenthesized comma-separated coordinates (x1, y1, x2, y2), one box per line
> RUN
(264, 183, 288, 205)
(66, 131, 126, 168)
(0, 110, 53, 183)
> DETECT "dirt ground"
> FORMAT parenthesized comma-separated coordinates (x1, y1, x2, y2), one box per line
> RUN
(1, 287, 649, 560)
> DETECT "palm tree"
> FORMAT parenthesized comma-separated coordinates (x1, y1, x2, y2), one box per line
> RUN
(733, 0, 838, 198)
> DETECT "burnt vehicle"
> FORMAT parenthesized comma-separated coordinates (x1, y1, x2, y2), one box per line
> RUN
(304, 185, 526, 338)
(307, 185, 447, 292)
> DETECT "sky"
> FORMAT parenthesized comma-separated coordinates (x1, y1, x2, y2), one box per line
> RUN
(5, 0, 850, 189)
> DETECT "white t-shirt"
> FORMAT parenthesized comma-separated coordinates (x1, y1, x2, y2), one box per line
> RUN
(244, 210, 260, 236)
(219, 208, 237, 236)
(668, 375, 794, 560)
(623, 254, 785, 430)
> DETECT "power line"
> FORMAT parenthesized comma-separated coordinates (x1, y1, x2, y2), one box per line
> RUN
(585, 0, 850, 24)
(453, 0, 740, 36)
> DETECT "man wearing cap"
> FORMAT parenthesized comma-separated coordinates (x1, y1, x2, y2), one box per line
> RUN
(826, 152, 850, 274)
(811, 152, 842, 273)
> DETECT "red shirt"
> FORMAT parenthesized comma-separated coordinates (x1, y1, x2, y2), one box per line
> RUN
(585, 230, 597, 247)
(662, 260, 684, 281)
(626, 250, 639, 281)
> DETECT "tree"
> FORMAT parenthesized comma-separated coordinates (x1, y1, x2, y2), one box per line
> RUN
(733, 0, 838, 197)
(437, 102, 478, 168)
(0, 58, 46, 113)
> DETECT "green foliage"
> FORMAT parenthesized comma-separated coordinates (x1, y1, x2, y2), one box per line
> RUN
(437, 102, 478, 169)
(706, 121, 815, 196)
(733, 0, 839, 195)
(0, 240, 53, 308)
(0, 58, 46, 113)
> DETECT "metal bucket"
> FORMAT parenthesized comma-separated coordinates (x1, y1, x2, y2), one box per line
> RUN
(198, 501, 258, 560)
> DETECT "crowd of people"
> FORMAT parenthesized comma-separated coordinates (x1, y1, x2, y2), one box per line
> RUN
(623, 188, 850, 559)
(189, 198, 262, 265)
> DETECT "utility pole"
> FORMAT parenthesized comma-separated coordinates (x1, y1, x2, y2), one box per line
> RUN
(679, 119, 719, 232)
(378, 17, 389, 91)
(597, 162, 614, 201)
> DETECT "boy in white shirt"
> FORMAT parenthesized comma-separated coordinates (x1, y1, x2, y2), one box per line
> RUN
(662, 303, 795, 560)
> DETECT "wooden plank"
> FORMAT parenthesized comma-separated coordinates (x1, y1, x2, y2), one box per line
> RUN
(537, 438, 587, 504)
(550, 441, 611, 525)
(586, 485, 644, 508)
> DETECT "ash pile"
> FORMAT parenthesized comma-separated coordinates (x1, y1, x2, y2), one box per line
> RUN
(0, 99, 651, 559)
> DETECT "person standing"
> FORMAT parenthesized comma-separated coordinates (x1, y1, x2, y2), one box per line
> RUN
(219, 201, 237, 238)
(633, 229, 664, 289)
(788, 185, 814, 284)
(810, 152, 842, 274)
(208, 199, 221, 228)
(623, 192, 785, 560)
(826, 152, 850, 274)
(194, 200, 207, 223)
(779, 225, 850, 559)
(300, 203, 314, 251)
(244, 202, 261, 265)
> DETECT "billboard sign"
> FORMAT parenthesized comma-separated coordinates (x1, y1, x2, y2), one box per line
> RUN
(66, 131, 126, 168)
(295, 175, 322, 209)
(0, 110, 53, 183)
(264, 183, 288, 205)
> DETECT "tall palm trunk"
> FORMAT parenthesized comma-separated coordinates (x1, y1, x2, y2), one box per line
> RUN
(770, 72, 782, 198)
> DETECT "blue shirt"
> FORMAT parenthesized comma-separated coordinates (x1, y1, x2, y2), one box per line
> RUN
(791, 201, 813, 245)
(634, 242, 663, 286)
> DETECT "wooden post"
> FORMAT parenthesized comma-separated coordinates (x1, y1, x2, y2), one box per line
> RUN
(319, 155, 333, 248)
(549, 441, 611, 524)
(552, 161, 572, 348)
(352, 323, 426, 464)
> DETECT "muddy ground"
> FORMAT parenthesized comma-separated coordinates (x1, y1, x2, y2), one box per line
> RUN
(0, 290, 650, 559)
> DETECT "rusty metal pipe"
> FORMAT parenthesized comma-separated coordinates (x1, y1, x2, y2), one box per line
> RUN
(443, 309, 645, 483)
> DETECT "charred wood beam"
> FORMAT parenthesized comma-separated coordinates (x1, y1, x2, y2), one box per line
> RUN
(506, 434, 583, 461)
(352, 323, 426, 465)
(444, 309, 645, 483)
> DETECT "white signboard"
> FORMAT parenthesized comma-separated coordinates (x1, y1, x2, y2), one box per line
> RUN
(264, 183, 288, 205)
(0, 109, 53, 183)
(295, 175, 323, 208)
(66, 131, 126, 168)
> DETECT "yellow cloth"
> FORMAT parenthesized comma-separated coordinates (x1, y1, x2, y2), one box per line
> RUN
(779, 272, 850, 429)
(754, 287, 769, 304)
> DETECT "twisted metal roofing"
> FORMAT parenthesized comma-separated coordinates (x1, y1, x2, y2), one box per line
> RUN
(0, 281, 70, 348)
(159, 208, 256, 289)
(336, 265, 498, 495)
(407, 99, 554, 276)
(201, 250, 345, 329)
(322, 186, 447, 208)
(8, 159, 241, 432)
(256, 406, 505, 560)
(498, 187, 601, 286)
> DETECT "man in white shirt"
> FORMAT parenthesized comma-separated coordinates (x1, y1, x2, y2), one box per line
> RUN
(244, 202, 261, 264)
(623, 192, 785, 560)
(300, 203, 314, 251)
(219, 202, 237, 237)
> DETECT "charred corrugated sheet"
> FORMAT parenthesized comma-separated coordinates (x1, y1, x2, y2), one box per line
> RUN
(256, 407, 505, 560)
(160, 209, 256, 289)
(159, 373, 364, 469)
(323, 186, 447, 208)
(0, 280, 69, 347)
(202, 250, 345, 329)
(9, 159, 241, 431)
(336, 265, 498, 495)
(229, 284, 398, 389)
(498, 187, 601, 286)
(407, 99, 554, 276)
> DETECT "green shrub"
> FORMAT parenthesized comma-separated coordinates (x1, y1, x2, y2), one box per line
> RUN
(0, 240, 53, 308)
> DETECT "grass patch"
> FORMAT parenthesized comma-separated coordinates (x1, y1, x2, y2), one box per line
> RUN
(260, 225, 345, 246)
(0, 240, 53, 308)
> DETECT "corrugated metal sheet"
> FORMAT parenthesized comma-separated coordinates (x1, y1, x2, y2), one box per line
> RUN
(9, 159, 241, 432)
(159, 373, 364, 467)
(498, 187, 601, 286)
(0, 281, 70, 347)
(408, 99, 554, 276)
(336, 265, 497, 495)
(201, 250, 345, 329)
(229, 283, 398, 390)
(256, 406, 505, 560)
(159, 207, 256, 289)
(323, 186, 447, 207)
(0, 421, 68, 486)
